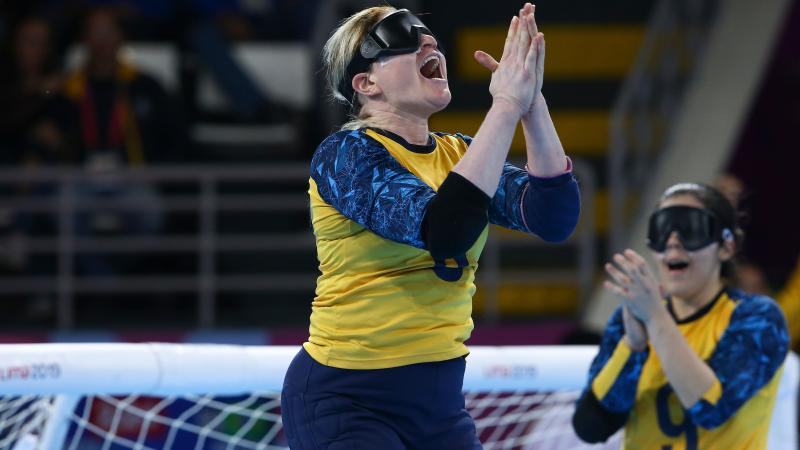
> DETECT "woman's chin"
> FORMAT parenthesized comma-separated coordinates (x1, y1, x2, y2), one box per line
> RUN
(429, 90, 452, 112)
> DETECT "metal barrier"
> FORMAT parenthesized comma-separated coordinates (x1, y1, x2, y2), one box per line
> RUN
(0, 161, 595, 328)
(608, 0, 720, 255)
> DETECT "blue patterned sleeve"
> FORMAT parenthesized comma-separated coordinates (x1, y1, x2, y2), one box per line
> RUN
(584, 307, 649, 413)
(450, 133, 580, 241)
(487, 163, 533, 232)
(489, 164, 580, 243)
(687, 295, 789, 429)
(310, 130, 436, 248)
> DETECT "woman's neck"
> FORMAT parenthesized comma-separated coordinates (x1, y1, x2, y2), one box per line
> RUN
(361, 106, 430, 145)
(670, 278, 725, 320)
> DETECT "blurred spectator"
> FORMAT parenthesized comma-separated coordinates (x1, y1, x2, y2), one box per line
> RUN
(53, 7, 182, 165)
(713, 172, 745, 208)
(191, 0, 319, 42)
(736, 261, 771, 295)
(69, 0, 315, 122)
(73, 0, 318, 41)
(185, 0, 314, 122)
(0, 17, 65, 165)
(714, 173, 800, 350)
(46, 7, 180, 275)
(0, 17, 65, 276)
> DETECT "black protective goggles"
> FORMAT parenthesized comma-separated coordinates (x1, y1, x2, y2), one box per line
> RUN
(340, 9, 435, 102)
(646, 206, 728, 252)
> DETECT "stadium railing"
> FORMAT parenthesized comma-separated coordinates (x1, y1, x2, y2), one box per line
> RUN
(608, 0, 720, 255)
(0, 161, 596, 329)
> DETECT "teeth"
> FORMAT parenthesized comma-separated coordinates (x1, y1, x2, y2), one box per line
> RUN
(421, 54, 439, 70)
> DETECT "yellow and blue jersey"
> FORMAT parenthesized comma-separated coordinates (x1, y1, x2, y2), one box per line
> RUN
(776, 257, 800, 348)
(584, 289, 789, 449)
(304, 127, 579, 369)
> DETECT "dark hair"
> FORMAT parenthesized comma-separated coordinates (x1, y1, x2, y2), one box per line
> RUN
(658, 182, 744, 279)
(1, 16, 58, 81)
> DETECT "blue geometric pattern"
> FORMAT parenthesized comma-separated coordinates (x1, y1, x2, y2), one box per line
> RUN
(310, 130, 436, 248)
(450, 134, 580, 242)
(687, 290, 788, 428)
(489, 162, 533, 232)
(585, 307, 649, 413)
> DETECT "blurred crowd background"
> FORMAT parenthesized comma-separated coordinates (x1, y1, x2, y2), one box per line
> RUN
(0, 0, 798, 348)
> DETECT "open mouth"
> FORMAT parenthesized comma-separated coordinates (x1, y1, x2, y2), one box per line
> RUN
(666, 260, 690, 273)
(419, 53, 444, 80)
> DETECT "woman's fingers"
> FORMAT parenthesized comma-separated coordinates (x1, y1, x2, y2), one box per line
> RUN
(474, 50, 500, 72)
(613, 253, 640, 282)
(524, 16, 538, 71)
(533, 34, 545, 93)
(604, 280, 630, 299)
(500, 16, 518, 63)
(536, 33, 545, 74)
(624, 249, 655, 279)
(515, 10, 531, 63)
(605, 262, 632, 288)
(524, 5, 538, 39)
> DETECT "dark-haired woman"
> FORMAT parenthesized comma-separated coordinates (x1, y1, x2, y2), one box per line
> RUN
(573, 182, 789, 449)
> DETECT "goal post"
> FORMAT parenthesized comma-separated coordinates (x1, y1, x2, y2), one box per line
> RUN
(0, 343, 796, 450)
(0, 344, 597, 395)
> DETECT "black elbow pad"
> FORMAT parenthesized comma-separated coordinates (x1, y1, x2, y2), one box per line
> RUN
(423, 172, 490, 260)
(572, 390, 628, 443)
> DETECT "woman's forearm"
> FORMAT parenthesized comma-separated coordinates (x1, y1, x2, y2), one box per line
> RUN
(646, 309, 717, 408)
(521, 94, 567, 177)
(452, 99, 521, 196)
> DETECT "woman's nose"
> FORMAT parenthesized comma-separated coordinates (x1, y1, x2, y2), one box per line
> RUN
(665, 231, 684, 250)
(420, 33, 438, 50)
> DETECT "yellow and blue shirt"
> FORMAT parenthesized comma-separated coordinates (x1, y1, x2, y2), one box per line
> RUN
(304, 128, 579, 369)
(582, 289, 789, 449)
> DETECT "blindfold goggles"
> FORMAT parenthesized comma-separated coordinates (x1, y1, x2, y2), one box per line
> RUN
(340, 9, 435, 102)
(646, 206, 732, 252)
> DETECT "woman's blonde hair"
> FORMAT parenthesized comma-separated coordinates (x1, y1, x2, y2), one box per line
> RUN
(322, 5, 396, 130)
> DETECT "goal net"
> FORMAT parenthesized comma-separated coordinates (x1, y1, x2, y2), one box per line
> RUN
(0, 344, 796, 450)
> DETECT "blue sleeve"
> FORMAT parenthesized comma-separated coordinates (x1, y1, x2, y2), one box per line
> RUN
(450, 133, 580, 242)
(310, 130, 436, 248)
(490, 165, 580, 242)
(584, 307, 649, 413)
(687, 295, 789, 429)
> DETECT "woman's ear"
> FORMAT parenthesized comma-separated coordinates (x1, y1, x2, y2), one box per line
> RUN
(718, 235, 736, 262)
(352, 72, 381, 98)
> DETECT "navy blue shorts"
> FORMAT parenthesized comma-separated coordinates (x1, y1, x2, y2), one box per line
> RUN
(281, 348, 482, 450)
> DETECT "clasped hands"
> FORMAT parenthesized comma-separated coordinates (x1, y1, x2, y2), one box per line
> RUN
(475, 3, 545, 118)
(604, 249, 668, 352)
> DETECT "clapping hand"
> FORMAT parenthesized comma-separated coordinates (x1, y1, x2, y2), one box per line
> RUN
(474, 3, 545, 117)
(605, 249, 666, 351)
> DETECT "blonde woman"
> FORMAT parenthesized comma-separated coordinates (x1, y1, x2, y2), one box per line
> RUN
(282, 4, 580, 449)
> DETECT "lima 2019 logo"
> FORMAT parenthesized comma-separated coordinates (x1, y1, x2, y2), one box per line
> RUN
(0, 363, 61, 382)
(483, 364, 538, 379)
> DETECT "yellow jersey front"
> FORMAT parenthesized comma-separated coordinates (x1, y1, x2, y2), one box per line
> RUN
(306, 128, 486, 369)
(583, 289, 788, 449)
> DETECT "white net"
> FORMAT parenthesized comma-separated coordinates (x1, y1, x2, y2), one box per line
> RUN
(0, 396, 55, 450)
(0, 390, 620, 450)
(468, 391, 620, 449)
(1, 344, 796, 450)
(65, 393, 285, 450)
